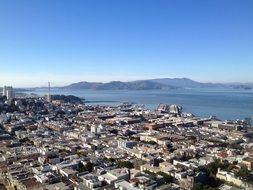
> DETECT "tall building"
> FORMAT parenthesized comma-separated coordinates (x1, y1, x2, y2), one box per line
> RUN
(46, 82, 52, 102)
(2, 86, 15, 101)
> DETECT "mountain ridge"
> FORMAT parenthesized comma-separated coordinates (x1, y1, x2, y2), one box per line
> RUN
(61, 78, 253, 90)
(62, 80, 177, 90)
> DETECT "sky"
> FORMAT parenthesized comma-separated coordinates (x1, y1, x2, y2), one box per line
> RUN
(0, 0, 253, 87)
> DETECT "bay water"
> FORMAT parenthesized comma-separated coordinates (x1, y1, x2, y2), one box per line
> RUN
(32, 88, 253, 120)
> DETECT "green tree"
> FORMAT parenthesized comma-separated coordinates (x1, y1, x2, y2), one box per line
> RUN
(85, 162, 94, 172)
(193, 183, 203, 190)
(157, 171, 174, 183)
(78, 162, 93, 173)
(143, 170, 157, 180)
(227, 164, 236, 171)
(235, 166, 250, 179)
(116, 160, 133, 169)
(206, 162, 218, 175)
(107, 157, 116, 162)
(76, 151, 84, 158)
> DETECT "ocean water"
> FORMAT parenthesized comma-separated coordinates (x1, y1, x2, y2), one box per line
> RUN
(32, 88, 253, 120)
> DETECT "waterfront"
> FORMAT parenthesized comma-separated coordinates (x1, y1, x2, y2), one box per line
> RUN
(32, 88, 253, 120)
(1, 89, 253, 190)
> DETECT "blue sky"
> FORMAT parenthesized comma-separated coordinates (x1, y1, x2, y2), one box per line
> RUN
(0, 0, 253, 87)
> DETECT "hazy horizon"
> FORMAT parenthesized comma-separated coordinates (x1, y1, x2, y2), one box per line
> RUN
(1, 77, 253, 89)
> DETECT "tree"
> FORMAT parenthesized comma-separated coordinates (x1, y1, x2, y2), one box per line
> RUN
(235, 166, 250, 179)
(193, 183, 203, 190)
(104, 157, 116, 162)
(157, 171, 174, 183)
(19, 137, 30, 143)
(193, 183, 220, 190)
(206, 162, 218, 176)
(205, 159, 234, 176)
(143, 170, 157, 180)
(197, 160, 224, 190)
(146, 141, 157, 145)
(227, 164, 236, 171)
(78, 162, 94, 173)
(116, 160, 133, 169)
(85, 162, 94, 172)
(76, 151, 85, 158)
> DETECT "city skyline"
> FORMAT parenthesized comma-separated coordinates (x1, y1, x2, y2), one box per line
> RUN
(0, 2, 253, 189)
(1, 0, 253, 87)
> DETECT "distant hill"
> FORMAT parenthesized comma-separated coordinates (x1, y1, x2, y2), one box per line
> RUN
(231, 84, 252, 90)
(51, 94, 84, 104)
(65, 81, 103, 89)
(62, 80, 177, 90)
(150, 78, 226, 88)
(63, 78, 229, 90)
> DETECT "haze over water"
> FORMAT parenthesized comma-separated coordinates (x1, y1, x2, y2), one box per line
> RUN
(33, 88, 253, 120)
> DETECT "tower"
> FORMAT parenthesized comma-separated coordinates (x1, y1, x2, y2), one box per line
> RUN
(47, 82, 52, 102)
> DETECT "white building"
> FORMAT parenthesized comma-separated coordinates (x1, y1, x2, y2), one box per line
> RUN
(98, 168, 130, 185)
(90, 125, 98, 134)
(79, 174, 102, 190)
(118, 140, 137, 149)
(115, 180, 139, 190)
(91, 124, 105, 135)
(2, 86, 15, 100)
(216, 168, 253, 189)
